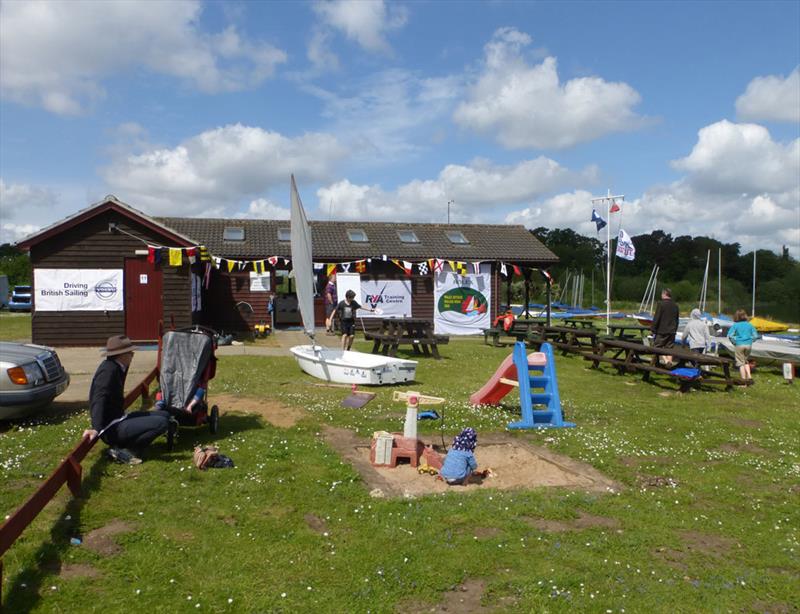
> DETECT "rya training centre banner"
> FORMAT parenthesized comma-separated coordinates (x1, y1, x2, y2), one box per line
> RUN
(433, 264, 492, 335)
(34, 269, 124, 311)
(360, 279, 412, 318)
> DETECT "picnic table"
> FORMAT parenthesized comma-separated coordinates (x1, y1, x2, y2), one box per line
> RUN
(606, 323, 651, 340)
(364, 317, 449, 359)
(527, 325, 599, 355)
(483, 319, 545, 346)
(584, 337, 741, 391)
(562, 318, 597, 330)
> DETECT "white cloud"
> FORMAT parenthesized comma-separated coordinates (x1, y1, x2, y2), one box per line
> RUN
(238, 198, 290, 220)
(454, 27, 648, 149)
(671, 120, 800, 194)
(0, 0, 287, 115)
(307, 28, 340, 72)
(505, 120, 800, 256)
(736, 67, 800, 123)
(316, 156, 596, 222)
(312, 0, 407, 54)
(102, 124, 348, 215)
(307, 69, 464, 165)
(0, 179, 58, 243)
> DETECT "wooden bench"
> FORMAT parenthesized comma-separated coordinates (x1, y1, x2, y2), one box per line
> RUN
(585, 337, 742, 391)
(483, 319, 545, 346)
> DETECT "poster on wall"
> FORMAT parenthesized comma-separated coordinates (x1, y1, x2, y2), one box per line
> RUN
(335, 273, 361, 308)
(433, 264, 492, 335)
(34, 269, 124, 311)
(249, 272, 271, 292)
(359, 279, 412, 318)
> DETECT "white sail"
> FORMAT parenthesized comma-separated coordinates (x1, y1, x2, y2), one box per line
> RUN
(290, 175, 316, 338)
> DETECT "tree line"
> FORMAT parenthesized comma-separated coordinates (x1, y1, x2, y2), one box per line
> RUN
(528, 228, 799, 322)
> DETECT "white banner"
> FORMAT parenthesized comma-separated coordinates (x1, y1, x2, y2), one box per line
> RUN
(34, 269, 124, 311)
(616, 229, 636, 261)
(360, 279, 412, 318)
(249, 272, 271, 292)
(336, 273, 361, 308)
(433, 264, 492, 335)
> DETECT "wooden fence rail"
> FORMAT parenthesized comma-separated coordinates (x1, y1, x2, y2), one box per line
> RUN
(0, 366, 159, 605)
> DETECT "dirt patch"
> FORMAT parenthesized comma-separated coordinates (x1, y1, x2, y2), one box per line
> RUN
(655, 530, 737, 571)
(523, 511, 620, 533)
(748, 601, 796, 614)
(401, 579, 492, 613)
(82, 519, 134, 556)
(718, 442, 769, 455)
(60, 563, 102, 580)
(304, 513, 328, 534)
(637, 475, 679, 489)
(324, 428, 620, 498)
(213, 393, 305, 428)
(724, 416, 764, 429)
(679, 530, 736, 557)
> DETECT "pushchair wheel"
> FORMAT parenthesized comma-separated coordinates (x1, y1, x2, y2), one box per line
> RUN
(209, 405, 219, 434)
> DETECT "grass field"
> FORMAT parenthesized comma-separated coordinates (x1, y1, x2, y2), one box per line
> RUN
(0, 312, 32, 342)
(1, 335, 798, 612)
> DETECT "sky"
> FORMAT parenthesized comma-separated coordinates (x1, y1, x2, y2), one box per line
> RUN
(1, 0, 799, 257)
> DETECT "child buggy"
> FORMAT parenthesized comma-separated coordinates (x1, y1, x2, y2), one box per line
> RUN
(155, 326, 220, 436)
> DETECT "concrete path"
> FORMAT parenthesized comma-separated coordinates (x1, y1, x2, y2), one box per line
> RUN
(55, 329, 340, 404)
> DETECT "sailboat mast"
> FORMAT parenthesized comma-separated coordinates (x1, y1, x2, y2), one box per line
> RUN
(752, 250, 757, 316)
(717, 247, 721, 315)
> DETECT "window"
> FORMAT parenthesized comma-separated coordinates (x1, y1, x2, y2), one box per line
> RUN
(397, 230, 419, 243)
(347, 229, 369, 242)
(277, 228, 291, 241)
(223, 226, 245, 241)
(445, 230, 469, 244)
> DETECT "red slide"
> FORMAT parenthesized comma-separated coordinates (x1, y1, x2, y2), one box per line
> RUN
(470, 352, 544, 406)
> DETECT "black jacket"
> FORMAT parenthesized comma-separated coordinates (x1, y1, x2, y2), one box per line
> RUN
(89, 358, 128, 437)
(651, 299, 679, 335)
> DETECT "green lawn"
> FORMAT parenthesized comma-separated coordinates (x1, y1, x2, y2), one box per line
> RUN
(1, 337, 798, 612)
(0, 312, 32, 341)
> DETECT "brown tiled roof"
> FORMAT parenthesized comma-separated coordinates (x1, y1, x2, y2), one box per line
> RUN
(155, 217, 558, 264)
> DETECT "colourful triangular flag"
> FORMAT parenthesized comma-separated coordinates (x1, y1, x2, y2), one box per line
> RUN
(326, 263, 337, 276)
(610, 201, 621, 213)
(186, 247, 197, 264)
(591, 209, 607, 232)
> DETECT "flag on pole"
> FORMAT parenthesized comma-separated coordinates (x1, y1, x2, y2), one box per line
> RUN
(540, 269, 553, 283)
(512, 265, 522, 276)
(500, 262, 508, 277)
(591, 209, 607, 232)
(610, 200, 621, 213)
(616, 229, 636, 261)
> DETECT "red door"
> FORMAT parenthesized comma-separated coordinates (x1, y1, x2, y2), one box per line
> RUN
(125, 258, 163, 340)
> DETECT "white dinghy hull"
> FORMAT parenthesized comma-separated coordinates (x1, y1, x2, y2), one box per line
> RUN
(290, 345, 417, 385)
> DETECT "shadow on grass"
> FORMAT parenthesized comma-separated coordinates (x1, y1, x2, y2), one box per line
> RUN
(0, 401, 89, 434)
(149, 413, 265, 460)
(3, 452, 108, 613)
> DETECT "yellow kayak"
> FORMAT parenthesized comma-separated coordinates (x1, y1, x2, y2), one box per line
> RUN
(749, 316, 790, 333)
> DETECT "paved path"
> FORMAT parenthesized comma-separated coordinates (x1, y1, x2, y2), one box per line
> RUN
(55, 329, 340, 404)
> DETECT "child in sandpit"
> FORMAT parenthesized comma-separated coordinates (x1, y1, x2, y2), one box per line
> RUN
(440, 428, 487, 485)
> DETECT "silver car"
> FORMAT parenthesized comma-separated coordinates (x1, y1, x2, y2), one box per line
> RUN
(0, 342, 70, 420)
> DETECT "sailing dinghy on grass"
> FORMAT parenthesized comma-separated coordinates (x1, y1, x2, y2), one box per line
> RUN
(287, 175, 417, 385)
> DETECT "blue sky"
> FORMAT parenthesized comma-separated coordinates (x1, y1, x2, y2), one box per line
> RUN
(1, 0, 798, 255)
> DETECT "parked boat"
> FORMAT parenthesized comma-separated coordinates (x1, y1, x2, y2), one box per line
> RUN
(290, 345, 417, 385)
(287, 175, 418, 385)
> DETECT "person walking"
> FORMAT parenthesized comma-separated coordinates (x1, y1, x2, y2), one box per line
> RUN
(651, 288, 680, 366)
(727, 309, 760, 384)
(332, 289, 375, 350)
(83, 335, 174, 464)
(324, 273, 338, 334)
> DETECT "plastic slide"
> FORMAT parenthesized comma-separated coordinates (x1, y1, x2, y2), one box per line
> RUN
(470, 352, 545, 406)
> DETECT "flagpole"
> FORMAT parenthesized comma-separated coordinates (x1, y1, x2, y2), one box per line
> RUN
(591, 188, 625, 334)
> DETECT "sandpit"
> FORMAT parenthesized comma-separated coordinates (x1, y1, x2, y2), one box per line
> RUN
(324, 428, 619, 498)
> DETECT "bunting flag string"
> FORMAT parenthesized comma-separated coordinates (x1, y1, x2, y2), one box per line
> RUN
(126, 237, 555, 284)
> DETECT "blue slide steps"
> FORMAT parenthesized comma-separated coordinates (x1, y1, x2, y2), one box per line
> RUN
(507, 341, 575, 430)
